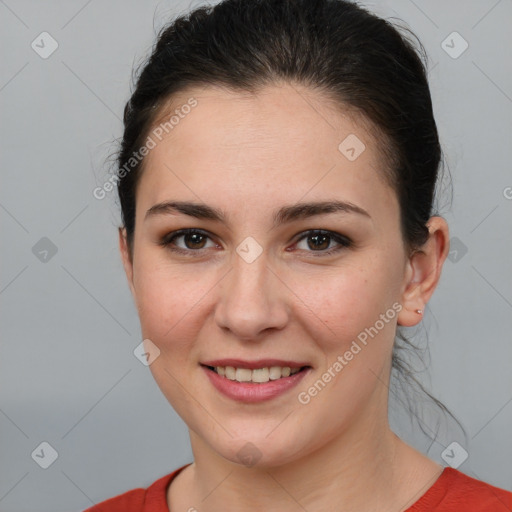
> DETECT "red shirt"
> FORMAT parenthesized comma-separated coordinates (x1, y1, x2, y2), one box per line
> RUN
(83, 463, 512, 511)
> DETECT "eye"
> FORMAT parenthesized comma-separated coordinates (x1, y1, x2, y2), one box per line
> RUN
(292, 229, 352, 256)
(159, 229, 219, 255)
(159, 228, 352, 257)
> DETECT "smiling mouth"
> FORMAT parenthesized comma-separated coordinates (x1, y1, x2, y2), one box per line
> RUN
(203, 364, 310, 384)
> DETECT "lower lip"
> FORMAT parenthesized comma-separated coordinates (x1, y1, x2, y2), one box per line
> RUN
(202, 365, 311, 403)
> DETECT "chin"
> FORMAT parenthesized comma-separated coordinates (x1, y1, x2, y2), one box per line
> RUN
(199, 426, 312, 470)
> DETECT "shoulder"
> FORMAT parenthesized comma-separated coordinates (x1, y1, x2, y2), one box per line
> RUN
(441, 468, 512, 509)
(455, 469, 512, 509)
(409, 467, 512, 511)
(82, 487, 146, 512)
(81, 464, 191, 512)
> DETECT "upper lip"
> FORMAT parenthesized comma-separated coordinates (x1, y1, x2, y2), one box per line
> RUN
(201, 358, 310, 370)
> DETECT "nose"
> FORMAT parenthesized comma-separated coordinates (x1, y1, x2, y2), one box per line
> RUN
(214, 252, 289, 341)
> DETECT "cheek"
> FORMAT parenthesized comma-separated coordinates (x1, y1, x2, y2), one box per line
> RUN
(290, 256, 398, 351)
(292, 263, 399, 426)
(132, 259, 210, 354)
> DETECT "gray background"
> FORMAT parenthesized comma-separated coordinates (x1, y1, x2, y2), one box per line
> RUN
(1, 0, 511, 510)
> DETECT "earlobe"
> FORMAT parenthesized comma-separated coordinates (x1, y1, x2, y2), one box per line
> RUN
(397, 216, 450, 327)
(118, 227, 136, 298)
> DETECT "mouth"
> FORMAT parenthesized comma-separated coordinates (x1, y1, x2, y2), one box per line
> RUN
(202, 364, 311, 384)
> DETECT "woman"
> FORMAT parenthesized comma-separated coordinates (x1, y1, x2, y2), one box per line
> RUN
(85, 0, 512, 510)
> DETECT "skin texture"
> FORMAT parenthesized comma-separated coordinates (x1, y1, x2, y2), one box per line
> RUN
(119, 82, 450, 512)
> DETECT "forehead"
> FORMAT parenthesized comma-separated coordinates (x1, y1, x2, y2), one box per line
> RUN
(149, 82, 379, 157)
(137, 82, 393, 214)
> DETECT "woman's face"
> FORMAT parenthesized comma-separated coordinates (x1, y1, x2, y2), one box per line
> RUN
(120, 83, 420, 467)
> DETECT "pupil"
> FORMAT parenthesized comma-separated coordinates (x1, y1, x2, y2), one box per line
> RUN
(186, 233, 206, 249)
(309, 234, 329, 251)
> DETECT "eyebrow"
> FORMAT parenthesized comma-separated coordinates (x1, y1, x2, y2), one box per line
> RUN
(144, 200, 371, 226)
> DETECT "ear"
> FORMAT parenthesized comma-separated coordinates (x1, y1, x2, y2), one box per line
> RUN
(118, 227, 136, 298)
(397, 216, 450, 327)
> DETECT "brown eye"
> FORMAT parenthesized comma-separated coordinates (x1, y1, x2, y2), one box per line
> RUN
(294, 230, 352, 256)
(159, 229, 217, 254)
(181, 232, 207, 249)
(307, 233, 331, 251)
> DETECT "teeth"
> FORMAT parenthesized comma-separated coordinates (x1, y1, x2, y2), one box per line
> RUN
(235, 368, 252, 382)
(225, 366, 236, 380)
(213, 365, 302, 383)
(252, 368, 269, 383)
(269, 366, 282, 380)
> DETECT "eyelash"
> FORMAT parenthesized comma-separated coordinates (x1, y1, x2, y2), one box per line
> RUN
(158, 228, 352, 257)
